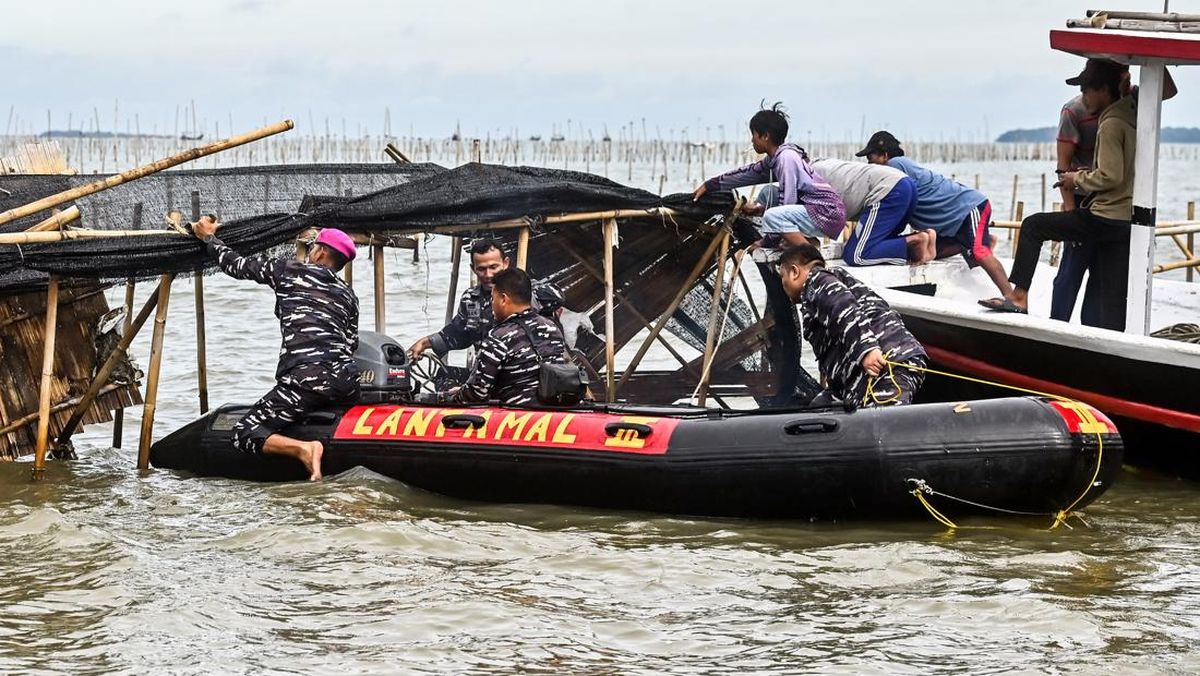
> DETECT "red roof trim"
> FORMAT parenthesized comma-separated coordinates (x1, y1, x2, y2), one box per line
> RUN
(1051, 29, 1200, 62)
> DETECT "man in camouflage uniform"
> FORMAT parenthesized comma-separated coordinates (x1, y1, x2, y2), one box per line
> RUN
(442, 267, 568, 407)
(194, 216, 360, 480)
(778, 244, 927, 407)
(408, 238, 563, 359)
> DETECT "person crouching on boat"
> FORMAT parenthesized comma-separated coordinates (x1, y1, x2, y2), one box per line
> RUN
(810, 158, 934, 266)
(692, 102, 846, 248)
(440, 268, 569, 406)
(408, 238, 564, 360)
(193, 216, 360, 481)
(778, 244, 927, 407)
(980, 59, 1136, 330)
(862, 131, 1013, 301)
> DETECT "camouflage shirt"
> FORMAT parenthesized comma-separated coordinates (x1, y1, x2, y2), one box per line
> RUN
(430, 280, 564, 355)
(798, 266, 926, 402)
(448, 308, 568, 407)
(207, 237, 359, 379)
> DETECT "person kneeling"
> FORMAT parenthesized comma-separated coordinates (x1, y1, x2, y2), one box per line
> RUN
(778, 244, 928, 407)
(441, 268, 569, 406)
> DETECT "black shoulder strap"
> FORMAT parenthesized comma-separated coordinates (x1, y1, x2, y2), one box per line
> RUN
(513, 315, 545, 364)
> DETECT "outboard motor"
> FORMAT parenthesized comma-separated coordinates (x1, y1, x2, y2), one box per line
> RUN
(354, 330, 413, 403)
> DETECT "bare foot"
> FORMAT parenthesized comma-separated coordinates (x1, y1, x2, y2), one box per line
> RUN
(301, 440, 324, 481)
(922, 229, 937, 263)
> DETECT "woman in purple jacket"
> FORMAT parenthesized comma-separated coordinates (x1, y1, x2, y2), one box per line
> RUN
(694, 103, 846, 248)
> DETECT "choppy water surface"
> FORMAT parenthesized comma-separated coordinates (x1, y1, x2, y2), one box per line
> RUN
(2, 160, 1200, 673)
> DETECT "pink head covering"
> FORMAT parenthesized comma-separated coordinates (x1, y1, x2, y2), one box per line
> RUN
(315, 228, 356, 261)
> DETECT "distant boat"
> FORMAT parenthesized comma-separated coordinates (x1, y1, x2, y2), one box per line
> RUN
(528, 135, 542, 141)
(179, 133, 204, 141)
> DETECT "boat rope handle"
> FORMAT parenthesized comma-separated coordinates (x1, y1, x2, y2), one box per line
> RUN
(869, 358, 1106, 532)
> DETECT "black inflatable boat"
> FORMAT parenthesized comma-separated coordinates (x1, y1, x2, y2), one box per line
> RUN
(151, 395, 1122, 520)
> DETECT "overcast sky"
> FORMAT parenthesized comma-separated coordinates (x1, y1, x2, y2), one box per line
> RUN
(4, 0, 1199, 142)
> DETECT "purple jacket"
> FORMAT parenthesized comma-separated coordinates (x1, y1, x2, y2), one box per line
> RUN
(703, 143, 847, 237)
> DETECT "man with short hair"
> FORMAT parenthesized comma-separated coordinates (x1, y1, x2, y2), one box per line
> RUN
(981, 59, 1137, 330)
(193, 216, 360, 480)
(778, 244, 927, 407)
(442, 268, 569, 407)
(810, 158, 933, 266)
(408, 238, 564, 359)
(693, 102, 846, 248)
(862, 131, 1013, 299)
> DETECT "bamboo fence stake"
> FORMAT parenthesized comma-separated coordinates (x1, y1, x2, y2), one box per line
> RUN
(0, 120, 294, 226)
(112, 278, 136, 447)
(602, 218, 617, 401)
(137, 274, 174, 470)
(1011, 202, 1026, 260)
(59, 281, 163, 444)
(616, 231, 727, 393)
(446, 237, 463, 324)
(696, 231, 731, 407)
(373, 244, 386, 333)
(31, 275, 60, 481)
(1189, 201, 1196, 283)
(516, 227, 531, 269)
(192, 191, 209, 414)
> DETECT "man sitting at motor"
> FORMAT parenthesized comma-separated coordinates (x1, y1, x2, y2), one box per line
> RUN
(408, 238, 564, 359)
(441, 268, 569, 407)
(778, 244, 927, 407)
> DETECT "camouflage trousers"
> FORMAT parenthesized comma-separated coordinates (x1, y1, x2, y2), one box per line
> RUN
(233, 362, 359, 454)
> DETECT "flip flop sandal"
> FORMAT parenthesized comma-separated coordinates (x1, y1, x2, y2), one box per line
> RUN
(978, 298, 1028, 314)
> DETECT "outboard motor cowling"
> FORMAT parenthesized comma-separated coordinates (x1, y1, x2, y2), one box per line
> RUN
(354, 330, 413, 403)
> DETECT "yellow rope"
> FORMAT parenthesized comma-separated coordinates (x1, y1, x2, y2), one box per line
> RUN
(868, 358, 1107, 532)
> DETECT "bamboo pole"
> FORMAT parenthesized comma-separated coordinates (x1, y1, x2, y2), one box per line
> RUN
(516, 227, 531, 269)
(59, 281, 162, 444)
(1189, 201, 1196, 283)
(446, 237, 463, 324)
(373, 244, 386, 333)
(602, 218, 617, 401)
(0, 384, 124, 440)
(112, 277, 136, 448)
(1011, 202, 1026, 260)
(1153, 257, 1200, 274)
(137, 274, 174, 470)
(192, 192, 209, 414)
(0, 120, 294, 227)
(615, 231, 727, 394)
(31, 275, 60, 480)
(696, 231, 731, 407)
(27, 206, 80, 232)
(0, 228, 186, 245)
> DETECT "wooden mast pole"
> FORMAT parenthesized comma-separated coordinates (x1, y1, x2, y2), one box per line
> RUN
(0, 119, 294, 227)
(137, 274, 174, 470)
(602, 218, 617, 401)
(516, 226, 531, 269)
(31, 275, 61, 481)
(191, 192, 209, 414)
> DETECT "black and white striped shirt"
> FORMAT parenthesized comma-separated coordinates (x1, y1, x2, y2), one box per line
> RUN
(450, 308, 567, 407)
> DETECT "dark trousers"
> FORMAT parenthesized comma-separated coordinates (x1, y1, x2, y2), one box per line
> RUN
(233, 362, 359, 454)
(1050, 242, 1103, 326)
(1010, 209, 1130, 330)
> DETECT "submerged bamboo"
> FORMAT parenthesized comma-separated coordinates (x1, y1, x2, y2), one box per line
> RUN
(112, 278, 136, 448)
(373, 244, 386, 333)
(31, 275, 60, 480)
(446, 237, 463, 324)
(696, 232, 731, 406)
(192, 193, 209, 414)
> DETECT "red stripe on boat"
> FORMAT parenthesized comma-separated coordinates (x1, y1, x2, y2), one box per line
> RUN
(333, 405, 678, 455)
(925, 345, 1200, 433)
